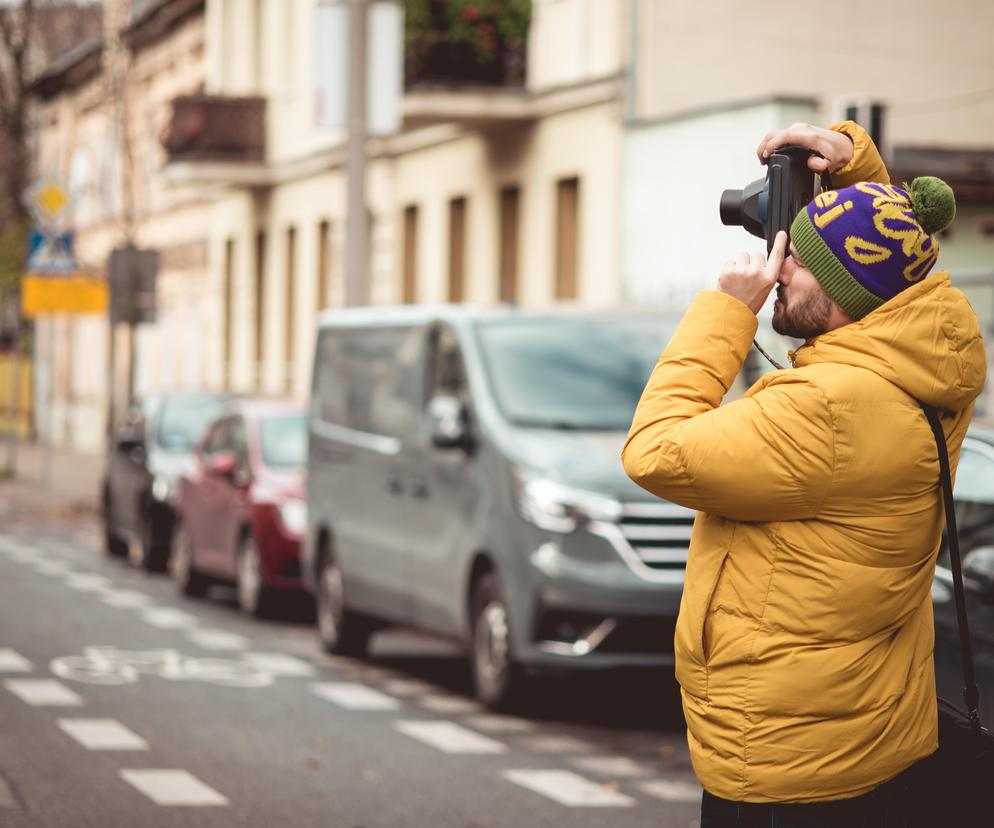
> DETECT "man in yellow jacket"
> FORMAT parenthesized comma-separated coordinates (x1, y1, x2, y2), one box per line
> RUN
(623, 122, 987, 826)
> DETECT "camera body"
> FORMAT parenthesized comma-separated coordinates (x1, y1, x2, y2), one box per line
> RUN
(720, 147, 828, 252)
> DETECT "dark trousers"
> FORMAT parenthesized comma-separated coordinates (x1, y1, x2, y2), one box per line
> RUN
(700, 776, 909, 828)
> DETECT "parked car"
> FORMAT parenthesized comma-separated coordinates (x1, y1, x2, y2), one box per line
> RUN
(304, 304, 759, 708)
(103, 391, 229, 572)
(173, 399, 308, 617)
(934, 422, 994, 723)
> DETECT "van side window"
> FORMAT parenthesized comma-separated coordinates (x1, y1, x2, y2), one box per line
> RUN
(316, 326, 421, 438)
(427, 325, 467, 404)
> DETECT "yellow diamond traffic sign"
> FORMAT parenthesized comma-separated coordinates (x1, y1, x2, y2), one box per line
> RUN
(35, 183, 68, 219)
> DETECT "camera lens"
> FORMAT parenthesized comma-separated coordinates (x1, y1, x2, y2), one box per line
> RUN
(720, 189, 744, 227)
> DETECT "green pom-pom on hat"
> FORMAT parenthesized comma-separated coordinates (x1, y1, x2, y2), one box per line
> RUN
(909, 176, 956, 235)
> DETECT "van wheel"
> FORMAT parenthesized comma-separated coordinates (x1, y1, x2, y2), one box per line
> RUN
(316, 553, 372, 657)
(172, 525, 209, 598)
(140, 516, 171, 574)
(470, 572, 525, 710)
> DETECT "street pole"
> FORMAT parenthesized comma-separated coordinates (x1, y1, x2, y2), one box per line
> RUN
(5, 313, 21, 477)
(345, 0, 369, 308)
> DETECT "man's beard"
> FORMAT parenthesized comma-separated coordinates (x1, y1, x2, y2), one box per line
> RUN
(772, 286, 834, 339)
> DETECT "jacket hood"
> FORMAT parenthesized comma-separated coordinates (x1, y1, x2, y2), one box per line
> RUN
(794, 272, 986, 410)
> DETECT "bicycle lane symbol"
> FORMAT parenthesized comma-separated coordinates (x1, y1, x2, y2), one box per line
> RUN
(50, 646, 275, 689)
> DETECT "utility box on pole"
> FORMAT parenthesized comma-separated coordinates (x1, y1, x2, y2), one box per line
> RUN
(109, 246, 158, 325)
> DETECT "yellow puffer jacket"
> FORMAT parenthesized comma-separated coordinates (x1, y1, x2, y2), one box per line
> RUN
(622, 168, 987, 801)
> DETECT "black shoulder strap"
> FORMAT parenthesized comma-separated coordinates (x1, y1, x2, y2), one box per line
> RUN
(920, 402, 982, 732)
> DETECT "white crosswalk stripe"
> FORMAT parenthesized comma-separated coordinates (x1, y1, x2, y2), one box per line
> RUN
(416, 694, 483, 715)
(0, 649, 32, 673)
(503, 769, 636, 807)
(463, 713, 536, 734)
(58, 719, 149, 751)
(517, 734, 593, 754)
(64, 574, 111, 592)
(140, 608, 199, 629)
(186, 629, 249, 651)
(101, 589, 155, 609)
(639, 778, 703, 803)
(5, 678, 84, 706)
(243, 653, 314, 677)
(311, 682, 400, 711)
(119, 770, 228, 806)
(394, 720, 507, 755)
(572, 756, 654, 778)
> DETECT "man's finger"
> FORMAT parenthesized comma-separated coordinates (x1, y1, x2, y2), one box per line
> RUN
(750, 252, 766, 272)
(756, 131, 778, 160)
(765, 231, 788, 278)
(808, 155, 829, 172)
(736, 251, 750, 267)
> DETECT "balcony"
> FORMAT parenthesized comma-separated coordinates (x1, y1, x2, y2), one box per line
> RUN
(161, 95, 268, 186)
(402, 1, 531, 130)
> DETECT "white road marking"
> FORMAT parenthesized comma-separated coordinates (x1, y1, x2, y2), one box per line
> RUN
(394, 721, 507, 755)
(311, 682, 400, 711)
(503, 769, 635, 807)
(5, 679, 84, 706)
(639, 778, 703, 803)
(0, 649, 32, 673)
(140, 608, 199, 629)
(186, 630, 249, 651)
(243, 653, 314, 677)
(379, 678, 436, 696)
(101, 589, 154, 609)
(463, 714, 536, 734)
(416, 694, 483, 715)
(517, 735, 594, 754)
(120, 770, 228, 806)
(33, 561, 74, 576)
(58, 719, 149, 751)
(64, 574, 111, 592)
(572, 756, 654, 778)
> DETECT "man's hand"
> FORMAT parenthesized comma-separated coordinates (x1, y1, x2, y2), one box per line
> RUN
(756, 122, 854, 173)
(716, 231, 787, 315)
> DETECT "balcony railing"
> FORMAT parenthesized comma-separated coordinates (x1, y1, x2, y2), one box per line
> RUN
(162, 95, 266, 164)
(405, 40, 526, 89)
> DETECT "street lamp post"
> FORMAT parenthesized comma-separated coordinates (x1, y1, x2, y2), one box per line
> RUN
(345, 0, 370, 308)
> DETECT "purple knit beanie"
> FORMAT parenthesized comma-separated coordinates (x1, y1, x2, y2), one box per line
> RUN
(789, 177, 956, 319)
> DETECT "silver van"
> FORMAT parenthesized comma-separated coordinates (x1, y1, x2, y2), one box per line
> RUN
(303, 305, 761, 708)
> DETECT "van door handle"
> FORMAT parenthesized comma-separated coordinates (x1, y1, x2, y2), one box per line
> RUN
(386, 476, 404, 495)
(410, 478, 429, 499)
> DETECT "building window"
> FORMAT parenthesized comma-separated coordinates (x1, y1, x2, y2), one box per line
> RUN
(448, 196, 467, 303)
(402, 205, 419, 304)
(317, 219, 331, 312)
(254, 230, 267, 388)
(498, 185, 520, 303)
(555, 177, 580, 300)
(223, 238, 235, 389)
(285, 225, 297, 391)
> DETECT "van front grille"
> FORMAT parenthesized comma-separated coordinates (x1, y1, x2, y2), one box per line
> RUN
(619, 502, 695, 571)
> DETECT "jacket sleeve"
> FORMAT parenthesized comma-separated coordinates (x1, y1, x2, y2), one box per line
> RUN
(621, 292, 835, 522)
(828, 120, 890, 187)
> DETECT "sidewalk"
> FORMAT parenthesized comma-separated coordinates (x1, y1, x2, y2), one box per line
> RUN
(0, 439, 103, 525)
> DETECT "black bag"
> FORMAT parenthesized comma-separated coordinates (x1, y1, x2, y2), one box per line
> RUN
(903, 405, 994, 827)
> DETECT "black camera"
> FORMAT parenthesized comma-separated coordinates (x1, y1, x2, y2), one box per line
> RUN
(720, 146, 828, 253)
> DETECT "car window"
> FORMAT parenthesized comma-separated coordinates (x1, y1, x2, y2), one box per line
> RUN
(260, 413, 307, 469)
(156, 396, 226, 453)
(954, 442, 994, 504)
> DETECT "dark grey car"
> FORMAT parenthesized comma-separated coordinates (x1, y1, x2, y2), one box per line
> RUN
(302, 305, 763, 709)
(102, 391, 229, 572)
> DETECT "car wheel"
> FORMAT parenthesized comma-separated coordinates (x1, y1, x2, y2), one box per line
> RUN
(103, 491, 128, 559)
(172, 525, 209, 598)
(140, 515, 171, 574)
(470, 572, 526, 711)
(237, 533, 272, 619)
(316, 552, 372, 657)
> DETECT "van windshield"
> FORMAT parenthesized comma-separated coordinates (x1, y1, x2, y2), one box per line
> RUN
(474, 316, 677, 431)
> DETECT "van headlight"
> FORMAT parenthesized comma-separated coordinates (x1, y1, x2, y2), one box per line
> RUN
(278, 499, 307, 534)
(513, 472, 623, 533)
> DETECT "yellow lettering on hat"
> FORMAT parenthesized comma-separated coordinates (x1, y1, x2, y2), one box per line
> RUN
(845, 236, 892, 265)
(814, 191, 839, 209)
(814, 200, 854, 229)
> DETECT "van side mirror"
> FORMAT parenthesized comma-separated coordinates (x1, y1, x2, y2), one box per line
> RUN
(428, 396, 470, 450)
(963, 546, 994, 604)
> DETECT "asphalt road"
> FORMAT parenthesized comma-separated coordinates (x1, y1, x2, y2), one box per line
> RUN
(0, 519, 701, 828)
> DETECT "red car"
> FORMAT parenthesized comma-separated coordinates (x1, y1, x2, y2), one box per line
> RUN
(173, 399, 308, 617)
